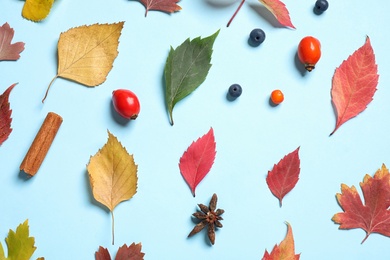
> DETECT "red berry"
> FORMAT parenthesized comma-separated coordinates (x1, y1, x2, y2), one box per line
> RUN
(112, 89, 140, 120)
(298, 36, 321, 72)
(270, 89, 284, 105)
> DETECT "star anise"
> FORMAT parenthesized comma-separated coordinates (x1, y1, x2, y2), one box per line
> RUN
(188, 193, 224, 245)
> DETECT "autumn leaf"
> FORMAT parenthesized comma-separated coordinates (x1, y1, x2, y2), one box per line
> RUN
(262, 222, 300, 260)
(179, 128, 216, 197)
(22, 0, 55, 22)
(43, 22, 124, 102)
(164, 30, 219, 125)
(0, 220, 44, 260)
(259, 0, 295, 29)
(0, 23, 25, 61)
(266, 147, 300, 206)
(87, 131, 138, 245)
(330, 36, 379, 135)
(138, 0, 181, 17)
(332, 164, 390, 243)
(95, 243, 145, 260)
(0, 84, 16, 146)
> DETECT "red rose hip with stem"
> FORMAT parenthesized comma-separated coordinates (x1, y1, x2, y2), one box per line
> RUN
(112, 89, 140, 119)
(298, 36, 321, 72)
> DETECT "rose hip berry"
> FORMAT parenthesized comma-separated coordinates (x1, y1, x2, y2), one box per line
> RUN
(112, 89, 140, 120)
(270, 89, 284, 105)
(228, 84, 242, 98)
(298, 36, 321, 72)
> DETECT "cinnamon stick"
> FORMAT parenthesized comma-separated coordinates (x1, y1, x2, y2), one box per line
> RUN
(20, 112, 63, 176)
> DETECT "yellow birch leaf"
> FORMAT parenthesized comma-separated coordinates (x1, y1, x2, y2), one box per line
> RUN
(87, 131, 138, 244)
(43, 22, 124, 102)
(22, 0, 54, 22)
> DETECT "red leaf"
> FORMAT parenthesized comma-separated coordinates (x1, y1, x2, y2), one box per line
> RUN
(266, 147, 300, 206)
(259, 0, 295, 29)
(116, 243, 145, 260)
(0, 23, 25, 61)
(95, 246, 111, 260)
(262, 222, 300, 260)
(138, 0, 182, 17)
(330, 36, 379, 135)
(0, 83, 16, 146)
(179, 127, 216, 197)
(332, 164, 390, 243)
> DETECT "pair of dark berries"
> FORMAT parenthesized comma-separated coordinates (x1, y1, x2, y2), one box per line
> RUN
(315, 0, 329, 13)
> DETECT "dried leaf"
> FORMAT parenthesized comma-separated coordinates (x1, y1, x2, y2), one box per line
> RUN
(95, 243, 145, 260)
(0, 84, 16, 146)
(43, 22, 124, 102)
(87, 131, 138, 244)
(266, 147, 300, 206)
(0, 23, 25, 61)
(138, 0, 182, 16)
(332, 164, 390, 243)
(164, 30, 219, 125)
(0, 220, 44, 260)
(179, 128, 216, 196)
(95, 246, 111, 260)
(262, 222, 300, 260)
(22, 0, 55, 22)
(330, 36, 379, 135)
(259, 0, 295, 29)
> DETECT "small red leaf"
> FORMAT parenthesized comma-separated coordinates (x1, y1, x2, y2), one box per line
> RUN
(95, 246, 111, 260)
(179, 127, 216, 197)
(116, 243, 145, 260)
(0, 83, 16, 146)
(259, 0, 295, 29)
(138, 0, 182, 17)
(0, 23, 25, 61)
(266, 147, 300, 206)
(330, 36, 379, 135)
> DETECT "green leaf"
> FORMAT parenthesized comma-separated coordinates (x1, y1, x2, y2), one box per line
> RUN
(164, 30, 220, 125)
(0, 220, 38, 260)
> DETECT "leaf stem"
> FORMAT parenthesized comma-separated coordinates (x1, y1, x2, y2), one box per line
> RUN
(42, 75, 58, 103)
(227, 0, 246, 27)
(111, 211, 115, 245)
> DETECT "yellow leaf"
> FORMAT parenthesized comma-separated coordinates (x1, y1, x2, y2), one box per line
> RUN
(22, 0, 54, 22)
(43, 22, 124, 102)
(87, 131, 138, 244)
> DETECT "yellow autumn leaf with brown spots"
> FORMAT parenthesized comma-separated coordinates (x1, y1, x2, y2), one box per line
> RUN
(43, 22, 124, 102)
(87, 131, 138, 245)
(22, 0, 54, 22)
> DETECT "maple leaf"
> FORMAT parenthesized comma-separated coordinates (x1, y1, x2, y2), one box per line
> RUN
(22, 0, 55, 22)
(164, 30, 219, 125)
(0, 83, 17, 146)
(0, 220, 44, 260)
(262, 222, 300, 260)
(179, 128, 216, 197)
(0, 23, 25, 61)
(266, 147, 300, 206)
(138, 0, 181, 17)
(332, 164, 390, 243)
(330, 36, 379, 135)
(95, 243, 145, 260)
(43, 22, 124, 102)
(87, 131, 138, 245)
(259, 0, 295, 29)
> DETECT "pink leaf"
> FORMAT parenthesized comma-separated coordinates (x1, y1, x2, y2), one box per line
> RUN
(266, 147, 300, 206)
(0, 23, 25, 61)
(179, 127, 216, 197)
(0, 83, 16, 146)
(259, 0, 295, 29)
(330, 36, 379, 135)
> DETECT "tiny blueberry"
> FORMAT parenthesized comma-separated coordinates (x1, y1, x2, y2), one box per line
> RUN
(228, 84, 242, 98)
(249, 29, 266, 47)
(315, 0, 329, 13)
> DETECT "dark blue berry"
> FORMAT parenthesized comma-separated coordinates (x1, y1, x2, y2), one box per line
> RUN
(228, 84, 242, 98)
(315, 0, 329, 13)
(249, 29, 266, 47)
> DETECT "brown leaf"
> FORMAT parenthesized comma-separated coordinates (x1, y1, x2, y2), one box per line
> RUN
(0, 83, 16, 146)
(0, 23, 25, 61)
(138, 0, 181, 17)
(116, 243, 145, 260)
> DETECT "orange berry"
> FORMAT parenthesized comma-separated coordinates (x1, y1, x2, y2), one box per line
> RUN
(298, 36, 321, 72)
(270, 89, 284, 105)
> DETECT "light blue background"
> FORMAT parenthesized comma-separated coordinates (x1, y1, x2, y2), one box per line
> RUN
(1, 0, 390, 259)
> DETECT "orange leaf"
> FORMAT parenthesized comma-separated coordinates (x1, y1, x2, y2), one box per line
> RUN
(332, 164, 390, 243)
(259, 0, 295, 29)
(262, 222, 300, 260)
(330, 36, 379, 135)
